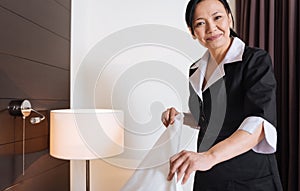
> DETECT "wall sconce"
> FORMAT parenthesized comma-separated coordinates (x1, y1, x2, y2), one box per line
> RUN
(6, 99, 46, 175)
(8, 99, 45, 124)
(50, 109, 124, 191)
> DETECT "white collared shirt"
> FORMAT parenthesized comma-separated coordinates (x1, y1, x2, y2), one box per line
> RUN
(186, 37, 277, 154)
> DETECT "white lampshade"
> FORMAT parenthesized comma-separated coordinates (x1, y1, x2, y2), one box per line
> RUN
(50, 109, 124, 160)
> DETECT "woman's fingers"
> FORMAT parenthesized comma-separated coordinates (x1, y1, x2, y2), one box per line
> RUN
(176, 159, 189, 182)
(167, 151, 188, 181)
(161, 107, 178, 127)
(161, 107, 179, 127)
(181, 165, 193, 184)
(169, 107, 179, 125)
(167, 150, 214, 184)
(167, 151, 181, 180)
(161, 109, 170, 127)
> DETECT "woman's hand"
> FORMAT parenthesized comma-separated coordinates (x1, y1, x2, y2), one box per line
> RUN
(167, 150, 215, 184)
(167, 126, 265, 184)
(161, 107, 179, 127)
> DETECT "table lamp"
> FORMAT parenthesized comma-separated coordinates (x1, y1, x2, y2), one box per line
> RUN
(50, 109, 124, 191)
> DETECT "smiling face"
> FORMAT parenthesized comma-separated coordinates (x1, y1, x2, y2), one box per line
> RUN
(191, 0, 232, 53)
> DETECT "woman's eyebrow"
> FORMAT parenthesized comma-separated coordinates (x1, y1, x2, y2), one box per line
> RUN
(211, 11, 220, 16)
(194, 11, 220, 21)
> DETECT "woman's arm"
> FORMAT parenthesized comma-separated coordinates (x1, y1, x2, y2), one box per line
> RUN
(161, 108, 199, 129)
(209, 123, 264, 165)
(168, 123, 264, 184)
(183, 112, 200, 129)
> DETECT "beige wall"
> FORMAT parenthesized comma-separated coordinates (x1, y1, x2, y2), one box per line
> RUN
(228, 0, 237, 29)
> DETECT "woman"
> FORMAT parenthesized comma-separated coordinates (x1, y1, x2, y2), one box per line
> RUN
(161, 0, 283, 190)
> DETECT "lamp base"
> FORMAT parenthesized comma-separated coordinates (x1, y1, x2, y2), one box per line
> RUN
(86, 160, 90, 191)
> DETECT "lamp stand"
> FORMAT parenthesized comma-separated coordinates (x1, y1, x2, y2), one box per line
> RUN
(86, 160, 90, 191)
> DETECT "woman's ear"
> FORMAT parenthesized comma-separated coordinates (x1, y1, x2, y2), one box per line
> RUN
(228, 13, 233, 29)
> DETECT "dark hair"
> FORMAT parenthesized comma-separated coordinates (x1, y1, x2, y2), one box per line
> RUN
(185, 0, 238, 37)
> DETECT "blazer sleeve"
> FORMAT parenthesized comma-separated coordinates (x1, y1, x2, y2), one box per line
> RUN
(241, 48, 278, 153)
(242, 48, 277, 127)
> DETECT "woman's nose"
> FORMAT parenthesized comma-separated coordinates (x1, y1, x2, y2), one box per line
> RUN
(206, 21, 217, 33)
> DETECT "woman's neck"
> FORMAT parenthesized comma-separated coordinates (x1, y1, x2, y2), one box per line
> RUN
(209, 37, 233, 64)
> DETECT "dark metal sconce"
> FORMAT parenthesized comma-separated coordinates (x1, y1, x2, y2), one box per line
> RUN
(8, 99, 45, 124)
(8, 99, 32, 117)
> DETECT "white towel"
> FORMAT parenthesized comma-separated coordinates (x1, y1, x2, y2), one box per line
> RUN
(120, 114, 184, 191)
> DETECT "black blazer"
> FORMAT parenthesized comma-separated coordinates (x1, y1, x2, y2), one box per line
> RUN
(188, 46, 277, 151)
(188, 46, 283, 191)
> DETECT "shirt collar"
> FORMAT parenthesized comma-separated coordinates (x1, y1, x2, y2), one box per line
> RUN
(191, 37, 245, 69)
(222, 37, 245, 64)
(189, 37, 245, 99)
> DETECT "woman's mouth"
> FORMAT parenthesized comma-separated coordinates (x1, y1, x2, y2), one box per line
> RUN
(206, 34, 222, 41)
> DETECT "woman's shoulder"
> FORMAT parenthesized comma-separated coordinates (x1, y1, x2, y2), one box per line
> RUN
(242, 46, 273, 72)
(243, 46, 270, 60)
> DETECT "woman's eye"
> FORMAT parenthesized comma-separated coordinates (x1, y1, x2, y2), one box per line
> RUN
(215, 16, 222, 20)
(195, 21, 205, 27)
